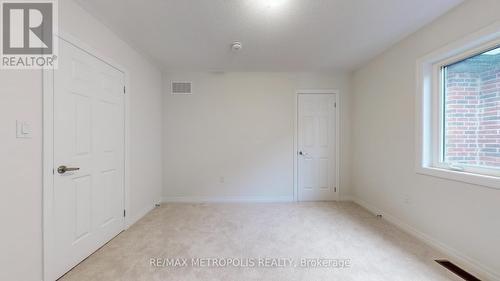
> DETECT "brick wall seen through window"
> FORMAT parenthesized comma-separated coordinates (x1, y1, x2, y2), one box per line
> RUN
(444, 46, 500, 168)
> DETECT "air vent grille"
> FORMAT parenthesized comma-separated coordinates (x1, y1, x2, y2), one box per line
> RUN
(435, 260, 480, 281)
(171, 82, 192, 95)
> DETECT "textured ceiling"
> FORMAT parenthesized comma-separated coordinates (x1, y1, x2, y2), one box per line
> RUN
(75, 0, 464, 72)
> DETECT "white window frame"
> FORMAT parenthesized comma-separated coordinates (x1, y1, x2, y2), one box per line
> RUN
(416, 21, 500, 190)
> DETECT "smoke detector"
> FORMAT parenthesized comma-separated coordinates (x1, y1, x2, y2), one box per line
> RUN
(231, 41, 243, 51)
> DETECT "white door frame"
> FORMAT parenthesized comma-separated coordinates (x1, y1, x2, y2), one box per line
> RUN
(42, 31, 130, 281)
(293, 90, 340, 202)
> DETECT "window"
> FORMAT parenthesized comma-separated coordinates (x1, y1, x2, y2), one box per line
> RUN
(440, 46, 500, 176)
(416, 22, 500, 188)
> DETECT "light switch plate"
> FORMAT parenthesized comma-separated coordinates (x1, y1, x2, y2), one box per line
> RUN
(16, 120, 32, 138)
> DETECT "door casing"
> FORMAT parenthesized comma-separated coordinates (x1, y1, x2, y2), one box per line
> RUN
(293, 90, 340, 202)
(42, 32, 130, 281)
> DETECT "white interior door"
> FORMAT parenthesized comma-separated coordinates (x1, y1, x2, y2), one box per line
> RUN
(297, 93, 337, 201)
(50, 38, 125, 280)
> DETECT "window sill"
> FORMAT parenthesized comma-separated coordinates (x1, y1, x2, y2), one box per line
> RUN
(416, 166, 500, 190)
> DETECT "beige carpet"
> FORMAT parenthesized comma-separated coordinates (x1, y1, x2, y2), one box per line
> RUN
(60, 202, 461, 281)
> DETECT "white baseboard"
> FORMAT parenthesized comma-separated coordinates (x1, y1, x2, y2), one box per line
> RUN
(125, 203, 156, 228)
(351, 196, 500, 281)
(162, 195, 294, 203)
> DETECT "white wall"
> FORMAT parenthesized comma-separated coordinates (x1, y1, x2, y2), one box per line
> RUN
(0, 71, 43, 281)
(351, 0, 500, 279)
(0, 1, 163, 280)
(163, 72, 352, 201)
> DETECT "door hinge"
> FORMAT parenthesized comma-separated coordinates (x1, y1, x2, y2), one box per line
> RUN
(334, 102, 337, 108)
(123, 209, 126, 217)
(123, 86, 126, 94)
(334, 187, 337, 192)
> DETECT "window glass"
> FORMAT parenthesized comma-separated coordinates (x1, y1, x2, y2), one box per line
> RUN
(443, 46, 500, 169)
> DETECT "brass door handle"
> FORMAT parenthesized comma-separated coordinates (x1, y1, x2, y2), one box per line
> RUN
(57, 165, 80, 174)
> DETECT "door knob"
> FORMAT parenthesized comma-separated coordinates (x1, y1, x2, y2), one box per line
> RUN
(299, 151, 311, 157)
(57, 165, 80, 174)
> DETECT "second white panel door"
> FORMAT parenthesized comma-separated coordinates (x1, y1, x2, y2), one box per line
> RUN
(297, 93, 337, 201)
